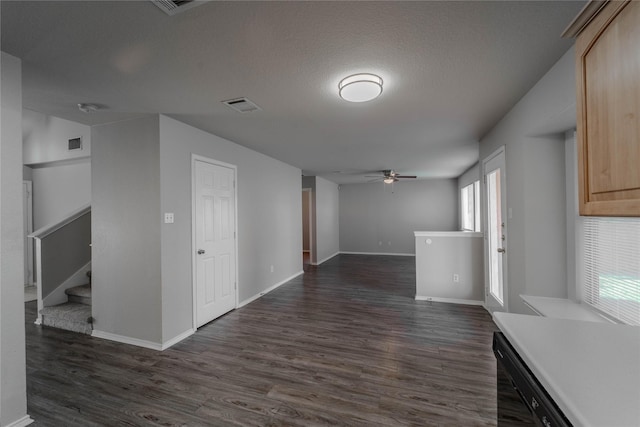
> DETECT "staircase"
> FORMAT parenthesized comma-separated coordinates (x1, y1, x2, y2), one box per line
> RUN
(31, 204, 92, 333)
(40, 273, 92, 335)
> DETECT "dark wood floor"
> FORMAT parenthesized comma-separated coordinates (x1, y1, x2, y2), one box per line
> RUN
(25, 254, 499, 426)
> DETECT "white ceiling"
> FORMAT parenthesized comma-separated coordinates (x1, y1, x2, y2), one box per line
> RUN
(1, 1, 584, 184)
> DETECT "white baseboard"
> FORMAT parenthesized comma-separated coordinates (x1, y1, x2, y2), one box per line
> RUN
(311, 251, 340, 266)
(238, 270, 304, 308)
(93, 328, 195, 352)
(5, 415, 34, 427)
(339, 251, 415, 257)
(161, 328, 195, 350)
(415, 296, 484, 306)
(92, 330, 162, 351)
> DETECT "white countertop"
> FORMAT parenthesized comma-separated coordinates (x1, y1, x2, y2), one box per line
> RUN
(494, 312, 640, 427)
(413, 231, 483, 237)
(520, 295, 610, 323)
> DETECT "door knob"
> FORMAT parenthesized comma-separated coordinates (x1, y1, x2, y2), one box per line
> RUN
(497, 248, 506, 253)
(197, 249, 205, 255)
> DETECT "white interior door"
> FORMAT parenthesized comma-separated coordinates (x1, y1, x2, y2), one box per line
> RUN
(193, 158, 237, 328)
(483, 147, 508, 313)
(23, 181, 34, 286)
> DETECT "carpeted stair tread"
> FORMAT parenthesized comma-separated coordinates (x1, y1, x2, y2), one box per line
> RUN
(65, 284, 91, 298)
(41, 302, 92, 335)
(65, 284, 91, 305)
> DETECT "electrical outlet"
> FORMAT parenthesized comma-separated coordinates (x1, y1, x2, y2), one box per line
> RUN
(164, 213, 174, 223)
(453, 274, 459, 283)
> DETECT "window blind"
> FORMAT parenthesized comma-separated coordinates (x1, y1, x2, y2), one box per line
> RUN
(583, 217, 640, 325)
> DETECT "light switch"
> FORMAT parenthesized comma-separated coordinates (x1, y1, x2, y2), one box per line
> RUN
(164, 213, 174, 224)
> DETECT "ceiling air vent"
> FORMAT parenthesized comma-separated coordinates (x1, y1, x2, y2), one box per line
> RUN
(222, 98, 262, 113)
(150, 0, 204, 16)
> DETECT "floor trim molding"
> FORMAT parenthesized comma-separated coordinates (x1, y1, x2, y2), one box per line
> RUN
(5, 415, 34, 427)
(340, 251, 415, 257)
(238, 270, 304, 308)
(92, 330, 162, 351)
(415, 296, 484, 306)
(311, 251, 340, 266)
(161, 328, 196, 350)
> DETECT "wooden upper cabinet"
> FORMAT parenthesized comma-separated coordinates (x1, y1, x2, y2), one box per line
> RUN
(567, 0, 640, 216)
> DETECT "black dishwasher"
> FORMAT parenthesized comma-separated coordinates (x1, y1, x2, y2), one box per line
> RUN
(493, 332, 572, 427)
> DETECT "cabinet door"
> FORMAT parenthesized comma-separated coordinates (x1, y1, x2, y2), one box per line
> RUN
(576, 0, 640, 216)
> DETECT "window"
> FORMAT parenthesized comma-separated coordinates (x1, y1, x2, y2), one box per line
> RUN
(582, 217, 640, 325)
(461, 181, 481, 232)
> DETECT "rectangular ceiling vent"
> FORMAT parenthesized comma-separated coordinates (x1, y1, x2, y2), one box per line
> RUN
(222, 98, 262, 114)
(150, 0, 204, 16)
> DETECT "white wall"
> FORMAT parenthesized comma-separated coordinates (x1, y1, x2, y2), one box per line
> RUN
(415, 232, 484, 303)
(159, 115, 302, 343)
(314, 177, 339, 264)
(565, 130, 578, 302)
(458, 163, 480, 189)
(22, 165, 32, 181)
(523, 136, 567, 299)
(479, 46, 576, 314)
(91, 114, 303, 347)
(23, 108, 91, 165)
(0, 51, 31, 427)
(340, 179, 458, 255)
(22, 110, 92, 229)
(22, 112, 91, 304)
(92, 116, 163, 345)
(30, 159, 91, 229)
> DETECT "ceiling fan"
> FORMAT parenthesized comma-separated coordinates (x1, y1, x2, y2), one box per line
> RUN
(366, 170, 417, 184)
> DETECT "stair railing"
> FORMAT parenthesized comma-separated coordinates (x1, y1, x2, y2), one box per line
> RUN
(29, 204, 91, 324)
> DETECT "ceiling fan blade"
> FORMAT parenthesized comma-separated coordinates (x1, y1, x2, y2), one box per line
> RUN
(367, 178, 382, 182)
(396, 175, 417, 179)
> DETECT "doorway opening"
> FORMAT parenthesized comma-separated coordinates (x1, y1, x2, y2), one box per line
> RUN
(302, 188, 313, 269)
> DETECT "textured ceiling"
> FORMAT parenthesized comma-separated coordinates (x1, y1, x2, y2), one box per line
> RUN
(1, 1, 584, 184)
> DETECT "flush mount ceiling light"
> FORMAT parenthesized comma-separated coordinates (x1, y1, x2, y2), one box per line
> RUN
(338, 73, 383, 103)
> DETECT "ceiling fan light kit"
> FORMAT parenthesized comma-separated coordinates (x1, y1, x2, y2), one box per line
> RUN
(366, 170, 417, 184)
(338, 73, 383, 103)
